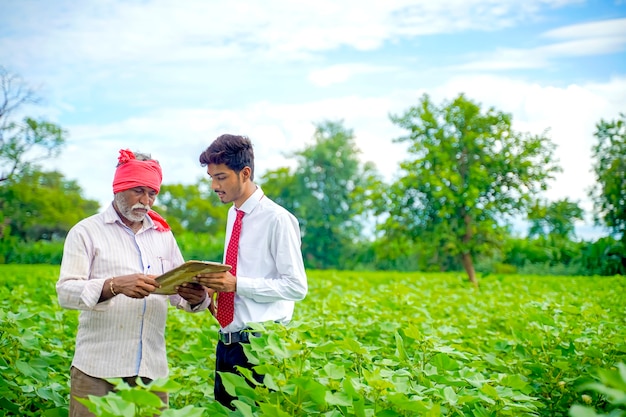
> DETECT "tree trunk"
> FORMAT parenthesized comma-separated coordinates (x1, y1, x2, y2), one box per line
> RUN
(461, 252, 479, 288)
(460, 212, 479, 288)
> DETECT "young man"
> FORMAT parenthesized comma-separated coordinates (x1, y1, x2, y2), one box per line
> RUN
(57, 149, 209, 417)
(195, 134, 308, 408)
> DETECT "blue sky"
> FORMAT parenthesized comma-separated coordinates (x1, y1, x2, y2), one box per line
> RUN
(1, 0, 625, 239)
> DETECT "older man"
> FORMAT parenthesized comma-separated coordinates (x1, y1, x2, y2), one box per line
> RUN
(57, 149, 208, 417)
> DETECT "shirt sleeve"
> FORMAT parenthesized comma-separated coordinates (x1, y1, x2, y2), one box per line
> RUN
(236, 212, 308, 302)
(56, 226, 111, 311)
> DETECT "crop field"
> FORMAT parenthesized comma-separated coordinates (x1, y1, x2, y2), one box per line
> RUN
(0, 264, 624, 416)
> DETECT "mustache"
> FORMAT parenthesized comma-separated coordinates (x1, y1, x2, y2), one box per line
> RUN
(131, 203, 150, 210)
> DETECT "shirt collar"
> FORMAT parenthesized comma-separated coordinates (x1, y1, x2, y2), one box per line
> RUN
(236, 186, 265, 215)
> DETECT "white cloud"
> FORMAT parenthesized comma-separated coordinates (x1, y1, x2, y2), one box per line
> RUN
(1, 0, 585, 71)
(5, 0, 624, 242)
(40, 93, 408, 208)
(308, 64, 398, 87)
(453, 17, 626, 71)
(542, 17, 626, 40)
(453, 49, 550, 71)
(40, 74, 625, 219)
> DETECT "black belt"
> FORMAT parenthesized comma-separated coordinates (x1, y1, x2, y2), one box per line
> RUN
(218, 329, 260, 345)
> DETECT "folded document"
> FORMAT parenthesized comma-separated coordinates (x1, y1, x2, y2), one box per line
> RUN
(153, 260, 231, 295)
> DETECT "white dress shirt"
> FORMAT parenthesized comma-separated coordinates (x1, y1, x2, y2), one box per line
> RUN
(220, 187, 308, 333)
(57, 203, 208, 380)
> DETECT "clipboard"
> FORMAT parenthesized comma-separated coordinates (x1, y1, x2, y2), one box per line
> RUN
(153, 260, 231, 295)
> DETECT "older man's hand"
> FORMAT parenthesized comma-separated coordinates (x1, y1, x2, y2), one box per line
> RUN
(177, 282, 207, 306)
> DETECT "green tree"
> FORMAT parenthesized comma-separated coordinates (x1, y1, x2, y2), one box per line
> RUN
(153, 178, 228, 236)
(527, 198, 584, 239)
(387, 93, 560, 286)
(0, 67, 66, 183)
(0, 67, 70, 249)
(259, 167, 302, 214)
(589, 113, 626, 242)
(0, 168, 99, 241)
(261, 120, 380, 269)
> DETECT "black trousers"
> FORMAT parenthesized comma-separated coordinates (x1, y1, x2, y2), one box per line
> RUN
(214, 340, 263, 409)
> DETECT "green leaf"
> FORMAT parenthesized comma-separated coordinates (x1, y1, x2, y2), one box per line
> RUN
(118, 389, 164, 408)
(480, 384, 499, 400)
(296, 377, 328, 405)
(218, 372, 249, 397)
(387, 393, 432, 412)
(352, 397, 367, 417)
(41, 408, 68, 417)
(568, 404, 601, 417)
(142, 377, 182, 393)
(425, 402, 442, 417)
(598, 365, 626, 392)
(221, 373, 257, 405)
(581, 382, 626, 405)
(325, 391, 352, 406)
(342, 377, 361, 399)
(431, 353, 460, 371)
(237, 367, 263, 387)
(500, 374, 530, 391)
(261, 372, 280, 391)
(0, 397, 20, 414)
(443, 386, 458, 405)
(266, 333, 291, 359)
(403, 324, 421, 340)
(232, 400, 254, 417)
(161, 405, 206, 417)
(340, 338, 368, 355)
(323, 363, 346, 379)
(395, 332, 408, 362)
(377, 410, 403, 417)
(259, 403, 293, 417)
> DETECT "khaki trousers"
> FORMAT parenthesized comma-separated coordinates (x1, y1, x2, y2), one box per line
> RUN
(69, 366, 168, 417)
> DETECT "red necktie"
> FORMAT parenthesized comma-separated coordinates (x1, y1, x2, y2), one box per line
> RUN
(217, 209, 244, 327)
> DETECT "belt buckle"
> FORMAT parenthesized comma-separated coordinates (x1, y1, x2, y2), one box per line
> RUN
(220, 331, 233, 345)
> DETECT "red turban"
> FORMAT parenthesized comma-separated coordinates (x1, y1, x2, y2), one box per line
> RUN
(112, 149, 162, 194)
(112, 149, 170, 232)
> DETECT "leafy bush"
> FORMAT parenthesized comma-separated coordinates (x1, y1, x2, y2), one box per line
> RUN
(76, 378, 206, 417)
(580, 237, 626, 276)
(172, 230, 225, 263)
(0, 231, 225, 266)
(3, 239, 65, 264)
(569, 362, 626, 417)
(0, 265, 624, 416)
(516, 261, 586, 276)
(0, 265, 75, 416)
